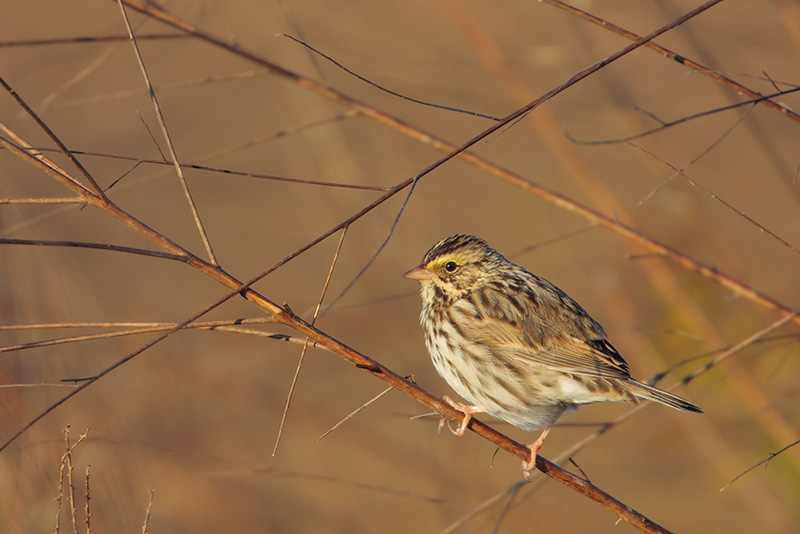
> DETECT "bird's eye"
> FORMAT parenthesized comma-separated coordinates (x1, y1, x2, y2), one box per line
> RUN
(445, 261, 458, 272)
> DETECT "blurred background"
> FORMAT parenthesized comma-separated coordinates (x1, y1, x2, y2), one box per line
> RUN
(1, 0, 799, 532)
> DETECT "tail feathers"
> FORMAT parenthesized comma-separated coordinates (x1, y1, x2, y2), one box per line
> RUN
(629, 381, 703, 414)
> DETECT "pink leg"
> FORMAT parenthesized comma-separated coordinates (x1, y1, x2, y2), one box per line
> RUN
(440, 395, 484, 437)
(521, 426, 552, 479)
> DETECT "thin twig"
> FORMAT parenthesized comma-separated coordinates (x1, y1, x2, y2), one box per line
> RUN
(0, 319, 279, 354)
(566, 88, 800, 146)
(55, 442, 66, 534)
(277, 1, 325, 79)
(136, 156, 391, 190)
(282, 34, 503, 121)
(47, 70, 271, 110)
(21, 144, 388, 190)
(273, 228, 348, 455)
(63, 428, 78, 534)
(37, 34, 127, 113)
(681, 310, 800, 384)
(115, 0, 218, 265)
(0, 318, 272, 331)
(141, 490, 155, 534)
(721, 438, 800, 491)
(11, 117, 378, 198)
(637, 103, 756, 204)
(135, 109, 167, 160)
(0, 34, 189, 46)
(630, 142, 800, 256)
(0, 110, 359, 239)
(318, 384, 396, 441)
(85, 465, 91, 534)
(0, 383, 77, 389)
(0, 238, 189, 262)
(510, 224, 598, 258)
(0, 197, 85, 204)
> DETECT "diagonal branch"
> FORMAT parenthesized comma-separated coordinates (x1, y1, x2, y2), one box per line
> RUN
(0, 77, 107, 198)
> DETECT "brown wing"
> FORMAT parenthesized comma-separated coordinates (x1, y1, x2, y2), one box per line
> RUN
(458, 276, 632, 380)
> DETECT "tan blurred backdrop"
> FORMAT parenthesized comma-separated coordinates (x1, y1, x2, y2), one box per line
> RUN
(1, 0, 799, 532)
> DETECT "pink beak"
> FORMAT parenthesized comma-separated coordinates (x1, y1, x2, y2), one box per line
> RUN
(403, 264, 433, 281)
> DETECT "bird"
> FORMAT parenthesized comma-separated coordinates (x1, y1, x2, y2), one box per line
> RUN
(403, 234, 701, 476)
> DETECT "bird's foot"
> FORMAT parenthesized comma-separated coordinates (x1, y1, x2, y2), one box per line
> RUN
(439, 395, 484, 437)
(521, 426, 552, 481)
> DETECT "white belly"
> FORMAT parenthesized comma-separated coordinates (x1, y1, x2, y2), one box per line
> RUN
(424, 319, 574, 431)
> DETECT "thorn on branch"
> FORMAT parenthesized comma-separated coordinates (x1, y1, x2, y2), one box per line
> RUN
(355, 362, 381, 372)
(596, 422, 612, 436)
(568, 457, 591, 482)
(490, 446, 501, 468)
(61, 376, 98, 383)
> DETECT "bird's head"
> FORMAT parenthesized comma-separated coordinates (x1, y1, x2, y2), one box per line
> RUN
(404, 234, 503, 302)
